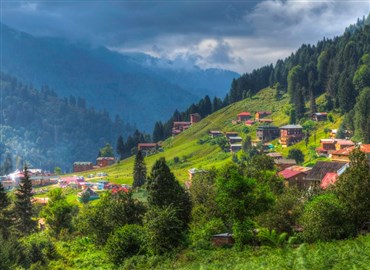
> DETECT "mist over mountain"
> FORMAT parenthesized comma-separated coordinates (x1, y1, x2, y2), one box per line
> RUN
(0, 23, 239, 131)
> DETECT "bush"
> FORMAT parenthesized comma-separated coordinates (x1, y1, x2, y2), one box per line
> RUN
(105, 224, 145, 265)
(300, 194, 353, 243)
(190, 218, 226, 249)
(22, 232, 57, 267)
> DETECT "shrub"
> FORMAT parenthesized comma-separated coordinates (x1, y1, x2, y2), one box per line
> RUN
(300, 194, 353, 242)
(105, 224, 145, 265)
(190, 218, 226, 249)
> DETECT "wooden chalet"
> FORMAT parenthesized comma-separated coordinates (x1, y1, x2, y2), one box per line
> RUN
(96, 157, 115, 167)
(138, 143, 158, 152)
(225, 132, 239, 139)
(335, 140, 355, 150)
(274, 158, 297, 171)
(258, 118, 273, 124)
(266, 152, 283, 160)
(255, 111, 272, 120)
(77, 187, 99, 202)
(190, 113, 201, 124)
(316, 139, 355, 156)
(304, 161, 348, 188)
(228, 136, 242, 144)
(237, 112, 251, 122)
(279, 166, 312, 189)
(230, 143, 242, 153)
(172, 121, 191, 136)
(256, 125, 280, 142)
(188, 168, 207, 181)
(312, 112, 328, 121)
(279, 125, 304, 147)
(73, 162, 93, 173)
(209, 130, 223, 138)
(331, 144, 370, 162)
(211, 233, 234, 247)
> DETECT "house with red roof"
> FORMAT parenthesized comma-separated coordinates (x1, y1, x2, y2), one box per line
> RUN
(320, 173, 338, 189)
(245, 120, 255, 126)
(237, 112, 251, 122)
(279, 165, 312, 189)
(331, 144, 370, 162)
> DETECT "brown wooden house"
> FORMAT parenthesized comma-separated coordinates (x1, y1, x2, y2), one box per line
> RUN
(279, 125, 304, 147)
(304, 161, 348, 188)
(237, 112, 251, 122)
(209, 130, 223, 138)
(255, 111, 272, 120)
(73, 162, 93, 173)
(225, 132, 239, 139)
(211, 233, 234, 247)
(96, 157, 115, 167)
(312, 112, 328, 121)
(190, 113, 201, 124)
(274, 158, 297, 171)
(256, 125, 280, 142)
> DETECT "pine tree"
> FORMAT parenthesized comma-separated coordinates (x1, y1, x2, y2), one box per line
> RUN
(0, 181, 9, 211)
(116, 135, 125, 160)
(14, 165, 35, 235)
(147, 158, 191, 229)
(133, 151, 147, 188)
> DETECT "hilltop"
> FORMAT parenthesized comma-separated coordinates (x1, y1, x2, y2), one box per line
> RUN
(75, 87, 342, 184)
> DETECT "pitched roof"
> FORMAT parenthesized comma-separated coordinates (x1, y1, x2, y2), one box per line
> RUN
(331, 147, 354, 156)
(279, 169, 302, 179)
(313, 112, 328, 116)
(274, 159, 297, 165)
(138, 143, 157, 147)
(320, 172, 338, 189)
(280, 124, 302, 129)
(360, 144, 370, 153)
(238, 112, 251, 116)
(305, 161, 347, 181)
(286, 165, 312, 173)
(336, 140, 355, 146)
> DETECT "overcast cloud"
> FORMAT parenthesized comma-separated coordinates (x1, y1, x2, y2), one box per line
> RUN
(1, 1, 369, 73)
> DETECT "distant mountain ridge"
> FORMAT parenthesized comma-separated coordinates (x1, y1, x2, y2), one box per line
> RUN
(0, 23, 239, 130)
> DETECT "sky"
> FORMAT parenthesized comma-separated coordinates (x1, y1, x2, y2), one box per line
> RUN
(1, 0, 370, 73)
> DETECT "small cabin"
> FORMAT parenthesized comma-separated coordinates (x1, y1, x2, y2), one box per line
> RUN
(312, 112, 328, 121)
(256, 125, 280, 142)
(237, 112, 251, 122)
(279, 125, 304, 147)
(255, 111, 272, 120)
(190, 113, 201, 124)
(211, 233, 234, 247)
(245, 120, 255, 126)
(228, 136, 243, 144)
(73, 162, 93, 173)
(138, 143, 158, 153)
(209, 131, 223, 138)
(274, 158, 297, 171)
(225, 132, 239, 139)
(230, 143, 242, 153)
(335, 140, 355, 150)
(96, 157, 115, 167)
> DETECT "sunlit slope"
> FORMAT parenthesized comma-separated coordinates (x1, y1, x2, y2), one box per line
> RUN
(75, 88, 342, 184)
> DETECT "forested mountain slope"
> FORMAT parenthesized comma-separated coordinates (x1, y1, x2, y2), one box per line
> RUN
(0, 73, 135, 171)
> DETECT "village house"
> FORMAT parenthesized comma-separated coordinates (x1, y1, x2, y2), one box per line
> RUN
(211, 233, 234, 247)
(274, 158, 297, 171)
(73, 162, 93, 173)
(279, 125, 304, 147)
(331, 144, 370, 162)
(316, 139, 355, 157)
(237, 112, 251, 122)
(304, 161, 349, 189)
(335, 140, 355, 150)
(245, 120, 255, 126)
(255, 111, 272, 120)
(230, 143, 242, 153)
(209, 130, 223, 138)
(256, 125, 280, 142)
(138, 143, 159, 155)
(228, 136, 243, 144)
(266, 152, 283, 160)
(190, 113, 201, 124)
(279, 165, 312, 189)
(77, 187, 99, 202)
(312, 112, 328, 121)
(96, 157, 115, 167)
(225, 132, 239, 139)
(172, 121, 191, 136)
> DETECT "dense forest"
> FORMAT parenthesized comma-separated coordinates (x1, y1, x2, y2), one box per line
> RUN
(0, 73, 136, 171)
(153, 15, 370, 144)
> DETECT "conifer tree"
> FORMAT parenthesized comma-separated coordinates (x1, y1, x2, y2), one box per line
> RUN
(147, 158, 191, 229)
(116, 135, 125, 160)
(133, 150, 147, 188)
(0, 181, 11, 238)
(14, 165, 35, 235)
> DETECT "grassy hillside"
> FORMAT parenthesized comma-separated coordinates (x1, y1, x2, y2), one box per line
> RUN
(73, 88, 342, 185)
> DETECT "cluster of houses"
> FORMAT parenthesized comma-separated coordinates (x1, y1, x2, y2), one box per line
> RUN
(0, 169, 57, 191)
(209, 130, 243, 153)
(172, 113, 201, 136)
(73, 156, 115, 173)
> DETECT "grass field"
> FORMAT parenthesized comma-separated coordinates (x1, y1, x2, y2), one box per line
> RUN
(64, 88, 342, 185)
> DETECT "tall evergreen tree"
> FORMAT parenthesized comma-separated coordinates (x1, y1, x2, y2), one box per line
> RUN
(354, 87, 370, 143)
(116, 135, 125, 160)
(133, 150, 147, 188)
(14, 165, 35, 235)
(1, 153, 13, 175)
(147, 158, 191, 229)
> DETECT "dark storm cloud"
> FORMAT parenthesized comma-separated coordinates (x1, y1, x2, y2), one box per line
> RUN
(1, 1, 369, 72)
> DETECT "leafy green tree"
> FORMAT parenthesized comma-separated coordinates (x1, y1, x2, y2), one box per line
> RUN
(14, 166, 35, 235)
(354, 87, 370, 143)
(257, 186, 304, 234)
(133, 150, 147, 188)
(287, 149, 305, 164)
(147, 158, 191, 229)
(216, 164, 274, 245)
(242, 136, 252, 152)
(335, 148, 370, 230)
(100, 143, 114, 157)
(300, 194, 352, 242)
(105, 224, 145, 264)
(353, 54, 370, 92)
(249, 155, 275, 171)
(144, 206, 184, 255)
(54, 167, 62, 175)
(41, 188, 76, 235)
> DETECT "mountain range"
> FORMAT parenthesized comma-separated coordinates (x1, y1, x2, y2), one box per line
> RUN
(0, 23, 239, 131)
